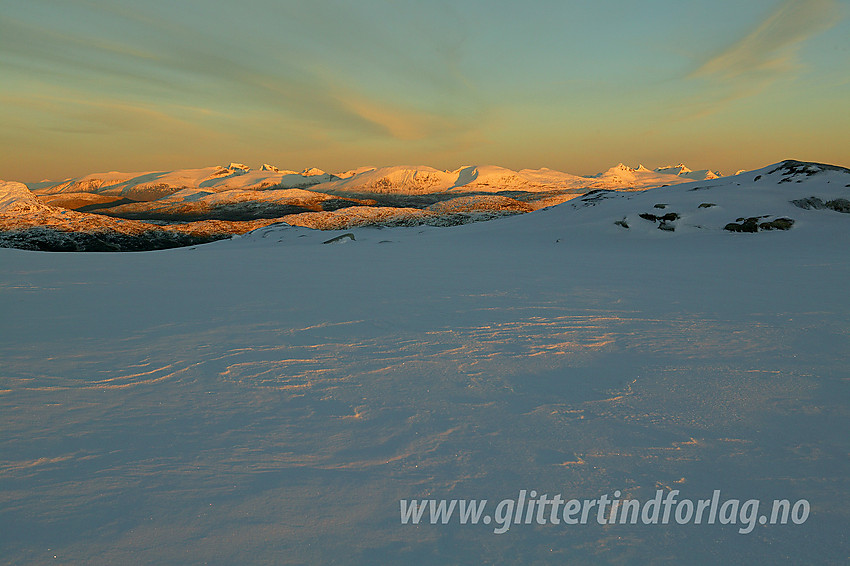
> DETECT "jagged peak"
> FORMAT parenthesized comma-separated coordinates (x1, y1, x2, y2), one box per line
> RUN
(655, 163, 691, 174)
(596, 163, 636, 176)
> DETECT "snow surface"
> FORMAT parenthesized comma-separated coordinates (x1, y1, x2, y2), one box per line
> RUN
(1, 161, 848, 564)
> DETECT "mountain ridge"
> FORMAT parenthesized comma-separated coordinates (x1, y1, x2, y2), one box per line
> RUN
(25, 161, 723, 198)
(1, 160, 846, 252)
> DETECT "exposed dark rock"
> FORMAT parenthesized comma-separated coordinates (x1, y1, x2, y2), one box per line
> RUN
(322, 233, 355, 244)
(653, 203, 667, 209)
(658, 221, 675, 232)
(0, 227, 226, 252)
(614, 218, 629, 229)
(759, 218, 795, 230)
(827, 198, 850, 213)
(575, 189, 618, 207)
(725, 216, 794, 233)
(724, 218, 759, 233)
(640, 212, 679, 223)
(741, 218, 761, 231)
(791, 197, 850, 213)
(791, 197, 823, 210)
(698, 203, 716, 208)
(768, 160, 850, 179)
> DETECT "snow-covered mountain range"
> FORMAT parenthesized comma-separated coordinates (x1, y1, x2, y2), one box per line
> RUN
(30, 161, 721, 198)
(9, 162, 716, 237)
(1, 160, 845, 251)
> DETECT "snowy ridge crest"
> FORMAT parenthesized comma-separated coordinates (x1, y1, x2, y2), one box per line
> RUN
(28, 161, 722, 198)
(2, 159, 847, 251)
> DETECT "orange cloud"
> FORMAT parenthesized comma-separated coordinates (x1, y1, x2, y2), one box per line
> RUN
(334, 94, 453, 141)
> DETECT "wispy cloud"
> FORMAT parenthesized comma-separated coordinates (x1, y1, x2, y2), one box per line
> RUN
(0, 3, 486, 154)
(693, 0, 841, 81)
(679, 0, 842, 120)
(0, 92, 215, 137)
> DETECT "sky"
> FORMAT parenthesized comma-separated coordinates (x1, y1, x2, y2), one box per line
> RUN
(1, 0, 848, 181)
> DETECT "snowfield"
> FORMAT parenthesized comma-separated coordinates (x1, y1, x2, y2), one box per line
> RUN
(0, 160, 848, 564)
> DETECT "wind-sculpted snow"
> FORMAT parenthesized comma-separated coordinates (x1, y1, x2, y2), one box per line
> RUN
(1, 207, 848, 563)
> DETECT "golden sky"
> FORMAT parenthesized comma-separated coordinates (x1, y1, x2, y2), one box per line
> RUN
(1, 0, 848, 181)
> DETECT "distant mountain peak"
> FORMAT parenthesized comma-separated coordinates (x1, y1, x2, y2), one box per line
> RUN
(655, 164, 691, 175)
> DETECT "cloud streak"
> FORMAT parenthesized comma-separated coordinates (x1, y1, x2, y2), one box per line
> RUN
(676, 0, 843, 121)
(693, 0, 841, 81)
(0, 4, 487, 153)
